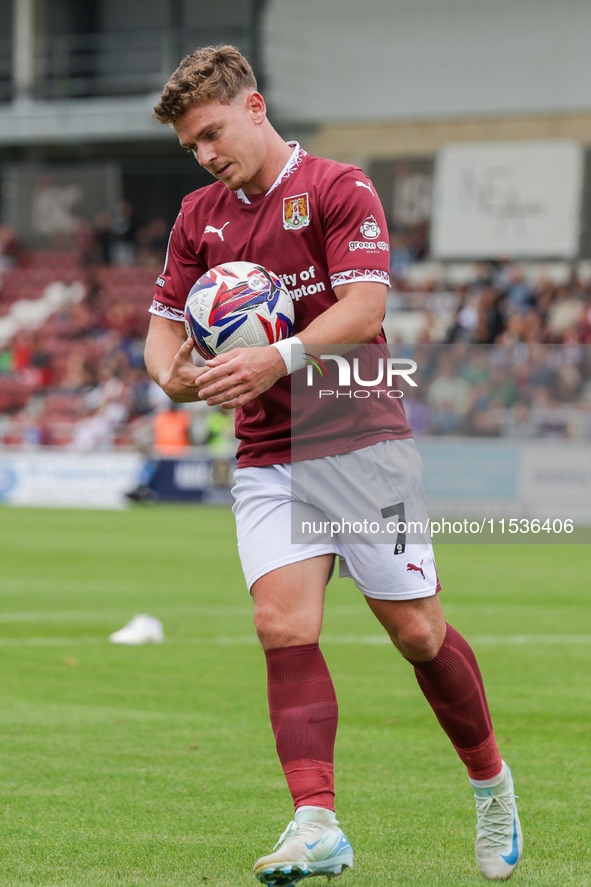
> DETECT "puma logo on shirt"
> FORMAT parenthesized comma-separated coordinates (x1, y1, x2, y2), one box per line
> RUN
(204, 222, 230, 241)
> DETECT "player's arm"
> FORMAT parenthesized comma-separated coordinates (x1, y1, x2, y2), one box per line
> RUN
(195, 280, 386, 408)
(300, 280, 386, 345)
(144, 314, 206, 402)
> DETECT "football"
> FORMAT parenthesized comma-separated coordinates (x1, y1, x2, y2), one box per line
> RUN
(184, 261, 295, 360)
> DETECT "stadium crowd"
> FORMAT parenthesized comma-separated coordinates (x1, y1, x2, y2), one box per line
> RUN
(74, 203, 171, 270)
(2, 220, 591, 449)
(386, 256, 591, 437)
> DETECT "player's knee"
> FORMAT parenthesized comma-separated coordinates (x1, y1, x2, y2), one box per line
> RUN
(254, 605, 295, 649)
(395, 621, 443, 662)
(253, 603, 318, 650)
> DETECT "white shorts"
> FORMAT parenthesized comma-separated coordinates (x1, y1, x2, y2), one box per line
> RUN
(231, 439, 439, 601)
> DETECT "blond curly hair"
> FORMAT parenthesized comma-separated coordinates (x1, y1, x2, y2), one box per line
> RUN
(153, 45, 258, 124)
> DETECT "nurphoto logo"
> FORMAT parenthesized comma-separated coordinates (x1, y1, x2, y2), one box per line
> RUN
(304, 353, 417, 399)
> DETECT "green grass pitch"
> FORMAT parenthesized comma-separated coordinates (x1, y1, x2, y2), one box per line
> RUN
(0, 504, 589, 886)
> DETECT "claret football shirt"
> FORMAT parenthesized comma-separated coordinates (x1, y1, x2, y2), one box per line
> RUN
(151, 143, 412, 466)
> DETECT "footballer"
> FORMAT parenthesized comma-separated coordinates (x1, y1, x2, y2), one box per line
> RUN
(145, 45, 523, 884)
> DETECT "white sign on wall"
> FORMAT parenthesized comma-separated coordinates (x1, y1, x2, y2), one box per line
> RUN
(0, 452, 142, 509)
(3, 163, 121, 249)
(417, 438, 591, 526)
(431, 140, 584, 259)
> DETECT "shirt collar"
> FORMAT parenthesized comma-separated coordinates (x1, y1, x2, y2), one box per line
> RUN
(236, 141, 307, 204)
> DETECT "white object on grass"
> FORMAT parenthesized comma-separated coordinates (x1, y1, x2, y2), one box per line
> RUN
(109, 615, 164, 645)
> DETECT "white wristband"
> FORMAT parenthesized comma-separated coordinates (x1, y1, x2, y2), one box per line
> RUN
(270, 336, 307, 375)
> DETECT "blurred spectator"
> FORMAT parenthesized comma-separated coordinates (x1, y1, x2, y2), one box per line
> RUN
(546, 287, 584, 336)
(502, 402, 535, 437)
(30, 349, 53, 388)
(75, 217, 99, 267)
(128, 367, 155, 415)
(60, 352, 93, 394)
(136, 218, 170, 268)
(94, 211, 113, 265)
(0, 349, 12, 375)
(86, 366, 128, 430)
(153, 403, 192, 456)
(205, 407, 236, 455)
(390, 232, 412, 278)
(403, 395, 431, 435)
(70, 405, 115, 452)
(447, 288, 479, 342)
(488, 365, 517, 408)
(146, 218, 169, 255)
(408, 223, 429, 261)
(503, 267, 535, 313)
(111, 201, 138, 266)
(12, 332, 33, 372)
(0, 224, 21, 271)
(427, 354, 471, 433)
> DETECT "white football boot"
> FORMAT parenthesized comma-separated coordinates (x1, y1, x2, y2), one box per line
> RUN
(473, 761, 522, 880)
(109, 614, 164, 645)
(254, 807, 354, 887)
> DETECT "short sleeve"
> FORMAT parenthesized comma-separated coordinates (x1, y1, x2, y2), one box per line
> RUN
(321, 169, 390, 289)
(149, 202, 207, 322)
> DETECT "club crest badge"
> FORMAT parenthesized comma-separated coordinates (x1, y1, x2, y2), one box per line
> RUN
(283, 193, 310, 230)
(360, 215, 381, 239)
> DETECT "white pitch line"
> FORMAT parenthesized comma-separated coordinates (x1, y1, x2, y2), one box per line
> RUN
(0, 605, 378, 623)
(0, 637, 106, 647)
(321, 634, 591, 646)
(0, 635, 589, 648)
(1, 604, 586, 624)
(471, 634, 591, 645)
(0, 607, 254, 623)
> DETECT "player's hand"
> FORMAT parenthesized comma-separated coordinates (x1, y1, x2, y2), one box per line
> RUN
(160, 338, 207, 402)
(196, 346, 287, 409)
